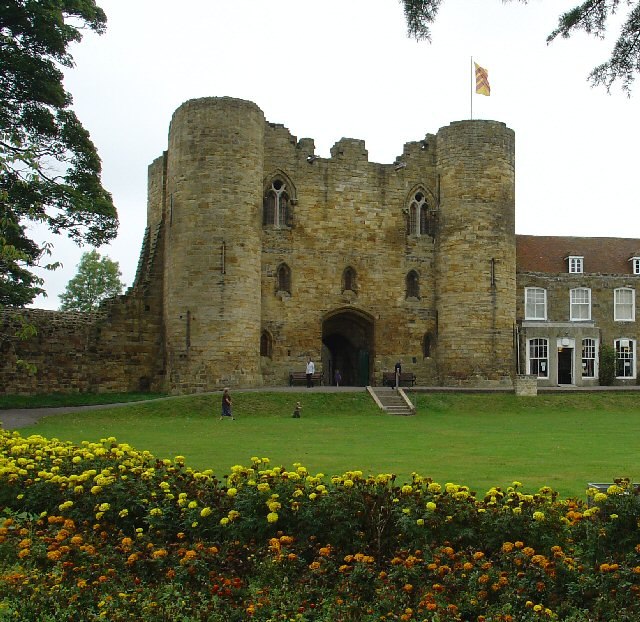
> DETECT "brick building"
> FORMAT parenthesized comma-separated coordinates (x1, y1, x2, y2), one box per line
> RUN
(1, 96, 638, 394)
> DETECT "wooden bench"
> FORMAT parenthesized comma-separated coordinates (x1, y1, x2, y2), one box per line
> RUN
(381, 371, 416, 387)
(289, 371, 323, 386)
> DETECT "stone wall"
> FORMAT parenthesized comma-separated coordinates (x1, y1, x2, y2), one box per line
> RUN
(0, 294, 163, 395)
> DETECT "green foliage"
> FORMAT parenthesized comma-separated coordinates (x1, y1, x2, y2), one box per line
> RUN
(598, 344, 616, 385)
(400, 0, 640, 92)
(59, 249, 124, 311)
(1, 432, 639, 620)
(0, 0, 117, 307)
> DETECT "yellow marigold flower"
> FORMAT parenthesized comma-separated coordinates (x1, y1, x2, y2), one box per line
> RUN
(227, 487, 238, 497)
(416, 518, 425, 526)
(267, 512, 279, 523)
(427, 483, 441, 493)
(309, 492, 317, 501)
(607, 484, 624, 495)
(267, 500, 281, 512)
(220, 517, 230, 526)
(594, 493, 607, 503)
(257, 483, 270, 492)
(533, 511, 545, 521)
(98, 503, 110, 512)
(401, 485, 413, 494)
(149, 508, 163, 517)
(426, 502, 437, 512)
(200, 507, 212, 518)
(119, 509, 129, 518)
(188, 501, 197, 509)
(228, 509, 240, 521)
(610, 513, 619, 519)
(58, 501, 73, 511)
(343, 479, 354, 488)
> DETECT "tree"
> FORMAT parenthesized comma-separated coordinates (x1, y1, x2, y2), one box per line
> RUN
(0, 0, 118, 308)
(59, 249, 124, 311)
(400, 0, 640, 92)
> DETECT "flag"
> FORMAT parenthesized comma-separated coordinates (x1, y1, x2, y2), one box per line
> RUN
(474, 62, 490, 96)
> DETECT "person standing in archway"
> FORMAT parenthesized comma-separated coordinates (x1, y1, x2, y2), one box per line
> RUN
(394, 360, 402, 389)
(306, 358, 315, 388)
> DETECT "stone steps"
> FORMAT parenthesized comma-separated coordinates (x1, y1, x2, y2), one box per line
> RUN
(368, 387, 415, 416)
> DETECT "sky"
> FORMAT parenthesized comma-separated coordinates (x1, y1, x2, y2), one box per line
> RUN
(29, 0, 640, 309)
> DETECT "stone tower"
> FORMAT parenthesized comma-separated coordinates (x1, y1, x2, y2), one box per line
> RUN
(163, 98, 265, 391)
(434, 121, 516, 382)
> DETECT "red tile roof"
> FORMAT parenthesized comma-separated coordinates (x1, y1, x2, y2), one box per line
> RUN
(516, 235, 640, 274)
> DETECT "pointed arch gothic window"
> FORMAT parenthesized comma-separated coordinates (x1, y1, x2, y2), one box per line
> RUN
(276, 263, 291, 294)
(263, 178, 290, 228)
(343, 266, 357, 293)
(406, 270, 420, 299)
(408, 191, 429, 236)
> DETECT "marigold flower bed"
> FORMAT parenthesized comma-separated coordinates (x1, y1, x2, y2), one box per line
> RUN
(0, 430, 638, 621)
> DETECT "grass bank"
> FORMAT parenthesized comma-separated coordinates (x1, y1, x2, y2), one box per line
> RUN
(0, 392, 167, 409)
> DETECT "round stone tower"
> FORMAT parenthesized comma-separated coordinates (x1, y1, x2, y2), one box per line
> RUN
(434, 120, 516, 384)
(164, 97, 265, 392)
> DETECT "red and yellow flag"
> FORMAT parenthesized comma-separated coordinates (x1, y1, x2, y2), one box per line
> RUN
(474, 62, 490, 96)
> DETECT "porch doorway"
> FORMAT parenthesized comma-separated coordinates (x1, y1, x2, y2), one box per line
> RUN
(557, 347, 573, 384)
(322, 309, 374, 386)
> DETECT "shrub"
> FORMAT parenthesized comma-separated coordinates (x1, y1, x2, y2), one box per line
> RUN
(599, 344, 616, 385)
(0, 430, 639, 620)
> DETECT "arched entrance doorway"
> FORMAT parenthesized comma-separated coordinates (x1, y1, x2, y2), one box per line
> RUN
(322, 309, 374, 386)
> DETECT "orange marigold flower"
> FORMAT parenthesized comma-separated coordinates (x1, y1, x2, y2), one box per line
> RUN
(463, 561, 474, 571)
(502, 542, 514, 553)
(47, 550, 61, 561)
(473, 551, 485, 560)
(478, 574, 490, 584)
(403, 583, 413, 593)
(426, 603, 437, 611)
(309, 561, 321, 570)
(514, 541, 524, 549)
(523, 547, 535, 556)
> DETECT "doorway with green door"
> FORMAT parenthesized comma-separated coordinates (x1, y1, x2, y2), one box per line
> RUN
(321, 308, 374, 386)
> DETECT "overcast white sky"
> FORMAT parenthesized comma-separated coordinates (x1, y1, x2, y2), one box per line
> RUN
(29, 0, 640, 309)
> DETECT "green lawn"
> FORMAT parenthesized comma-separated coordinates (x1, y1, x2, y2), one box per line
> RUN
(6, 391, 640, 499)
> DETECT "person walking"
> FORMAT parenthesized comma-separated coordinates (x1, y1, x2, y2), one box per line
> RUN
(306, 358, 315, 388)
(220, 388, 234, 420)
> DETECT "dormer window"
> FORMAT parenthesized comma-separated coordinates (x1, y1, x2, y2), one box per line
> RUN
(631, 257, 640, 275)
(567, 256, 583, 274)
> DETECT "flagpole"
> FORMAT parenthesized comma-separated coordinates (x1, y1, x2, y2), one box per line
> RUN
(470, 56, 473, 120)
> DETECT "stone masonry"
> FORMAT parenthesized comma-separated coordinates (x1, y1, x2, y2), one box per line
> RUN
(1, 96, 638, 394)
